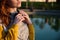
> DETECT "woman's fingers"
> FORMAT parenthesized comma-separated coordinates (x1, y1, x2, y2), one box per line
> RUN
(19, 10, 28, 16)
(14, 14, 25, 24)
(23, 16, 32, 24)
(15, 11, 32, 24)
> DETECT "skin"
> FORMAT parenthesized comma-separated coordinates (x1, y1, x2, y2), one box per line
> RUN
(6, 0, 32, 25)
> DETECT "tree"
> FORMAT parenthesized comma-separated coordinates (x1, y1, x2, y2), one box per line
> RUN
(46, 0, 48, 3)
(56, 0, 60, 3)
(26, 0, 29, 8)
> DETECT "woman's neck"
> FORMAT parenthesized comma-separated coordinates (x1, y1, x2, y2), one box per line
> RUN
(9, 8, 17, 13)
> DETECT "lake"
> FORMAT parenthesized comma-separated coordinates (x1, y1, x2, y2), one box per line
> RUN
(30, 13, 60, 40)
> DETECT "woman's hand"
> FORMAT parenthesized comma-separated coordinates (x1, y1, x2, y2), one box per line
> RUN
(13, 14, 25, 25)
(19, 10, 32, 25)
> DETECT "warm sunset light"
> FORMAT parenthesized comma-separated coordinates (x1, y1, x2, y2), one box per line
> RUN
(21, 0, 56, 2)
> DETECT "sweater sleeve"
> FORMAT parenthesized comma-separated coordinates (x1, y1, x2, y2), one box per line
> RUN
(5, 24, 19, 40)
(0, 24, 4, 40)
(28, 24, 35, 40)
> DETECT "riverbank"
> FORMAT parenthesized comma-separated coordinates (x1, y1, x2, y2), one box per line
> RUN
(21, 9, 60, 16)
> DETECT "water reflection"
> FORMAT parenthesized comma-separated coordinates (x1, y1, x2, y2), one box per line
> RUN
(31, 17, 60, 31)
(51, 18, 60, 31)
(30, 16, 60, 40)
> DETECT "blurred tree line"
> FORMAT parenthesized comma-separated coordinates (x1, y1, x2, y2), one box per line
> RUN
(20, 0, 60, 10)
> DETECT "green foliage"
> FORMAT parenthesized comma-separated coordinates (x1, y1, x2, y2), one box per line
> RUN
(21, 2, 60, 10)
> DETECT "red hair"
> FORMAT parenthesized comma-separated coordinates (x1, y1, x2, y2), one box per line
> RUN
(0, 0, 11, 26)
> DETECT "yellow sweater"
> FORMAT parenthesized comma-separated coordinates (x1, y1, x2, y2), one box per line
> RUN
(0, 24, 35, 40)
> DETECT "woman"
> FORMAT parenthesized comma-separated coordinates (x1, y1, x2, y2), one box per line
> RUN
(0, 0, 35, 40)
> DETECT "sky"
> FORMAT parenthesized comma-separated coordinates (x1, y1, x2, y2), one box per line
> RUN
(21, 0, 56, 2)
